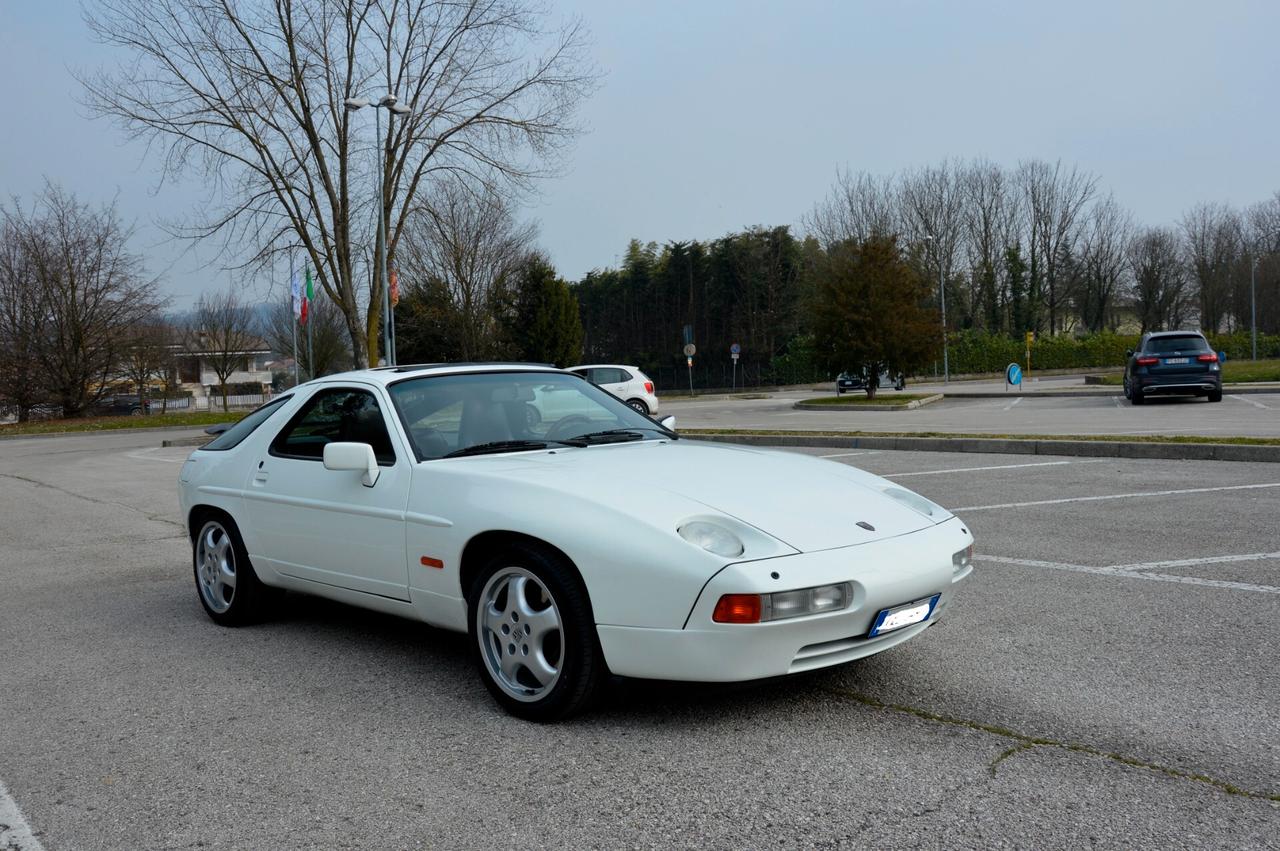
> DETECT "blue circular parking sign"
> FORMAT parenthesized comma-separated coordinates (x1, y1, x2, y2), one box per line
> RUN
(1006, 363, 1022, 386)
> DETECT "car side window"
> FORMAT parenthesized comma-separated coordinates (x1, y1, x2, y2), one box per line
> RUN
(270, 387, 396, 465)
(202, 395, 292, 451)
(591, 367, 625, 384)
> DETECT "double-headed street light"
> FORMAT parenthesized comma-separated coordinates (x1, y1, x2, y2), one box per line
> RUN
(345, 94, 412, 366)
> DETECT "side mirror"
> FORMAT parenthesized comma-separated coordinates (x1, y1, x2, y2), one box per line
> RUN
(323, 442, 380, 487)
(659, 415, 676, 432)
(1124, 349, 1133, 358)
(204, 423, 231, 435)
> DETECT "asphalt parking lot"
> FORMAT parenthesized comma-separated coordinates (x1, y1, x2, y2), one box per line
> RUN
(1, 430, 1278, 849)
(664, 388, 1280, 438)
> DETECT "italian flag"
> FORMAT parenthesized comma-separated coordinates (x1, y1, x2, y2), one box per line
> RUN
(300, 267, 313, 324)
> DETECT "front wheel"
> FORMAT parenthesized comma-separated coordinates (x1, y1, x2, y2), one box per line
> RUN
(468, 545, 604, 721)
(193, 516, 275, 625)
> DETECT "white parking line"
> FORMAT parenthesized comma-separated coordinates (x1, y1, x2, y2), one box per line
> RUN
(955, 481, 1280, 512)
(885, 459, 1107, 478)
(977, 554, 1280, 595)
(1002, 397, 1023, 411)
(0, 777, 45, 851)
(1230, 394, 1268, 409)
(820, 451, 877, 458)
(124, 448, 186, 464)
(1111, 551, 1280, 572)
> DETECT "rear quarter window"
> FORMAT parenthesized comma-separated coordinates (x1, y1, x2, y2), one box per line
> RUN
(201, 396, 292, 451)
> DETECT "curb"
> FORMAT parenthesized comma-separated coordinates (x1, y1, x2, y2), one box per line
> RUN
(161, 435, 214, 447)
(793, 394, 944, 412)
(682, 432, 1280, 463)
(660, 392, 774, 403)
(0, 424, 214, 442)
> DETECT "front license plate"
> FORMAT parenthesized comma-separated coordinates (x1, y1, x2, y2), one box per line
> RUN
(1164, 357, 1189, 365)
(868, 594, 941, 637)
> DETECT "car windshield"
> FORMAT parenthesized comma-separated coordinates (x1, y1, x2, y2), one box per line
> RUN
(1145, 335, 1210, 354)
(388, 371, 670, 460)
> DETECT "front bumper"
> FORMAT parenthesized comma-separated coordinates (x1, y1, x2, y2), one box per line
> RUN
(596, 517, 973, 682)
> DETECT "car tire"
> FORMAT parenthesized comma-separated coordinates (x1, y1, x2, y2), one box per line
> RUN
(467, 543, 604, 722)
(130, 407, 143, 416)
(626, 398, 649, 415)
(1208, 388, 1223, 403)
(1131, 386, 1144, 405)
(192, 514, 276, 626)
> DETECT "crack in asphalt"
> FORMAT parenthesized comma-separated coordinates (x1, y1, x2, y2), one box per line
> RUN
(822, 686, 1280, 803)
(0, 471, 184, 532)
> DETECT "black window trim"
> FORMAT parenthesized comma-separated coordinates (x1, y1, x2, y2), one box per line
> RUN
(268, 385, 398, 466)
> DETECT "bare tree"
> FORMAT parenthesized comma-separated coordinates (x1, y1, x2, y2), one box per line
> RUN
(399, 181, 535, 360)
(899, 161, 966, 327)
(0, 214, 48, 421)
(805, 170, 900, 248)
(4, 186, 161, 417)
(192, 289, 259, 412)
(961, 159, 1019, 331)
(120, 318, 176, 413)
(1181, 202, 1241, 333)
(1016, 160, 1098, 334)
(1075, 195, 1133, 332)
(1129, 228, 1190, 333)
(82, 0, 597, 368)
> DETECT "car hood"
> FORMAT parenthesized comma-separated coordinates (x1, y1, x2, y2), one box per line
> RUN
(452, 439, 946, 553)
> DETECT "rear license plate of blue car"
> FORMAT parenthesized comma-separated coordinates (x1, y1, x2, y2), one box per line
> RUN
(868, 594, 941, 637)
(1164, 357, 1189, 364)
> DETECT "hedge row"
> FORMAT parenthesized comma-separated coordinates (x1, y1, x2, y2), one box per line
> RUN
(944, 330, 1280, 375)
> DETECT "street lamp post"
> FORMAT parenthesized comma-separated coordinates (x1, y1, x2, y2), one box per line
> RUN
(923, 233, 948, 383)
(345, 94, 412, 367)
(1252, 256, 1259, 362)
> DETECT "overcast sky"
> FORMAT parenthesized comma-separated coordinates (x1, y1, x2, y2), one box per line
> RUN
(1, 0, 1277, 310)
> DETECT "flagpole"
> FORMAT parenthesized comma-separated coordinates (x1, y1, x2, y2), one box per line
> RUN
(290, 250, 299, 386)
(307, 266, 314, 381)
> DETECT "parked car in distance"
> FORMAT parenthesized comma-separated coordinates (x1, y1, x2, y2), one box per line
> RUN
(1123, 331, 1222, 405)
(92, 395, 152, 416)
(567, 364, 659, 415)
(835, 370, 905, 395)
(178, 364, 972, 721)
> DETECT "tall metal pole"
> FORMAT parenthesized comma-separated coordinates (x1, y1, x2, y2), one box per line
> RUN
(1252, 256, 1258, 361)
(376, 106, 392, 366)
(939, 253, 949, 383)
(289, 250, 299, 385)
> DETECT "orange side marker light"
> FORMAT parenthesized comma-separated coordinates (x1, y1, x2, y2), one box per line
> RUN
(420, 556, 444, 569)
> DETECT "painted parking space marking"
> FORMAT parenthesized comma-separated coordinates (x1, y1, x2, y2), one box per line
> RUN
(820, 451, 877, 458)
(977, 554, 1280, 595)
(0, 777, 45, 851)
(124, 447, 187, 464)
(885, 459, 1107, 478)
(955, 481, 1280, 512)
(1110, 551, 1280, 572)
(1229, 394, 1268, 409)
(1001, 397, 1023, 411)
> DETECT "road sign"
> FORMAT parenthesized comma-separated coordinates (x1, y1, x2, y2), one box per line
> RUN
(730, 342, 741, 354)
(731, 353, 739, 361)
(686, 356, 693, 367)
(683, 343, 696, 357)
(1025, 331, 1034, 347)
(1006, 363, 1022, 386)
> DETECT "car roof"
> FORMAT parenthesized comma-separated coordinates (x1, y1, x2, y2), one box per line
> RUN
(567, 363, 639, 371)
(300, 362, 568, 389)
(1144, 330, 1206, 338)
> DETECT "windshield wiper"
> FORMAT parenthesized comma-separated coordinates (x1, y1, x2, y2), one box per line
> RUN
(574, 427, 671, 444)
(443, 438, 585, 458)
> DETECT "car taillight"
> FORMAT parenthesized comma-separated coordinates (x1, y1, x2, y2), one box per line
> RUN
(713, 594, 761, 624)
(644, 381, 654, 394)
(1196, 352, 1218, 363)
(1135, 356, 1158, 366)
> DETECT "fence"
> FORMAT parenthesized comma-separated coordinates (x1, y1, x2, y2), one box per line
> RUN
(651, 361, 827, 393)
(154, 393, 273, 411)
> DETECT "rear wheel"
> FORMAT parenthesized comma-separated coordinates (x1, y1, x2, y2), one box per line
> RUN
(1208, 388, 1223, 403)
(626, 398, 649, 415)
(1130, 386, 1144, 405)
(468, 544, 603, 721)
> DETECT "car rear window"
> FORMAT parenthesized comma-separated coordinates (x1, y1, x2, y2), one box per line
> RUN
(1144, 335, 1210, 354)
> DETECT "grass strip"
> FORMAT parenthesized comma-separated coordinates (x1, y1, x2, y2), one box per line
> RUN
(823, 686, 1278, 801)
(1095, 359, 1280, 386)
(683, 428, 1280, 447)
(0, 411, 247, 436)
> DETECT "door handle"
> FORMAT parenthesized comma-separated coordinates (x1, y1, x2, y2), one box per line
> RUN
(253, 470, 269, 485)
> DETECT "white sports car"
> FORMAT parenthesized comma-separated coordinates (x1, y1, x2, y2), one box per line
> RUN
(179, 364, 973, 720)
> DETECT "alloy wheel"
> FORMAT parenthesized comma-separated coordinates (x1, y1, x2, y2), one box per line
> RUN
(476, 567, 564, 702)
(195, 520, 237, 614)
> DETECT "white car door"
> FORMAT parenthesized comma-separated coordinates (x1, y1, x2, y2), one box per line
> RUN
(242, 384, 413, 600)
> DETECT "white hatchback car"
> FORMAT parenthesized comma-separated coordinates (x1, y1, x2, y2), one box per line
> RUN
(567, 364, 659, 415)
